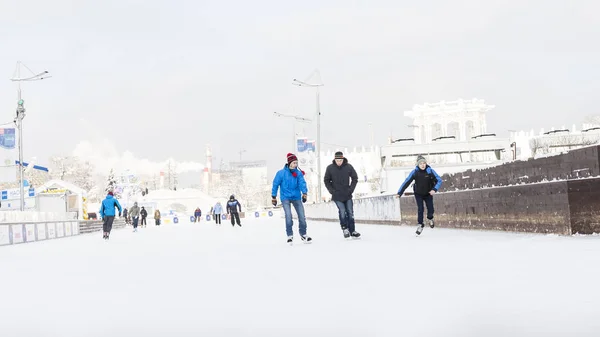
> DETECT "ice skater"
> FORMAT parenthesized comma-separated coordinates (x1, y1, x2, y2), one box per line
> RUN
(140, 206, 148, 227)
(324, 151, 361, 239)
(397, 155, 442, 235)
(271, 153, 311, 244)
(213, 201, 223, 225)
(226, 195, 242, 227)
(129, 202, 141, 232)
(100, 191, 122, 240)
(154, 209, 161, 226)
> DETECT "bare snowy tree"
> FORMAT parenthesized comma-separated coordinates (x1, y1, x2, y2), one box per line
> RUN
(105, 168, 121, 198)
(48, 156, 97, 192)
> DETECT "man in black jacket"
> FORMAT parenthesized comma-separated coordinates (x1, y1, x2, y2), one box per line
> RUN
(226, 195, 242, 227)
(324, 151, 360, 238)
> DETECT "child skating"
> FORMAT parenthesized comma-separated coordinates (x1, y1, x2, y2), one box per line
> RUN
(397, 155, 442, 235)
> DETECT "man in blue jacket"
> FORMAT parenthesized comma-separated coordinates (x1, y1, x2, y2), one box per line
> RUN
(272, 153, 311, 244)
(397, 155, 442, 236)
(100, 191, 122, 240)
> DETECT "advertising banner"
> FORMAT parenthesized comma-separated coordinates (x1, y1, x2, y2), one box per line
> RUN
(47, 223, 56, 239)
(25, 224, 36, 242)
(65, 222, 72, 236)
(0, 226, 10, 245)
(0, 128, 17, 183)
(56, 222, 64, 237)
(11, 224, 24, 243)
(37, 223, 47, 240)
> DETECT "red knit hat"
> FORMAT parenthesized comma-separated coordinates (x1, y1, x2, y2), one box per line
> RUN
(287, 153, 298, 164)
(108, 191, 114, 196)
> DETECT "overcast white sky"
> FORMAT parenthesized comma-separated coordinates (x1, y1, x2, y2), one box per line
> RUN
(1, 0, 599, 177)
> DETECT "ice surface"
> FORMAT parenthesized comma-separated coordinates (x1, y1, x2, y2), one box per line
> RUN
(1, 218, 599, 337)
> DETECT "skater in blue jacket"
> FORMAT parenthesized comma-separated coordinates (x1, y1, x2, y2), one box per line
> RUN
(99, 191, 122, 240)
(397, 155, 442, 235)
(271, 153, 312, 244)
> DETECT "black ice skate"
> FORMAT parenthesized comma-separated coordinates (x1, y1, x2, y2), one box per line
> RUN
(343, 228, 350, 238)
(428, 219, 434, 229)
(301, 235, 312, 244)
(416, 224, 425, 235)
(351, 231, 361, 239)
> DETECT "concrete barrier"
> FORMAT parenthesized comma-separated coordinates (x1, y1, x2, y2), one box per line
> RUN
(79, 219, 126, 234)
(0, 219, 126, 246)
(0, 211, 77, 223)
(286, 195, 402, 225)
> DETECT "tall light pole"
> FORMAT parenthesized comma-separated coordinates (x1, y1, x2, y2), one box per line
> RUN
(293, 70, 324, 201)
(273, 111, 312, 151)
(10, 61, 51, 211)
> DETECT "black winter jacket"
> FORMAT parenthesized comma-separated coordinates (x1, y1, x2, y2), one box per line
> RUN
(324, 159, 359, 201)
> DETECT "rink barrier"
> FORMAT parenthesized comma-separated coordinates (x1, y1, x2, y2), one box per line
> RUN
(285, 195, 402, 225)
(78, 219, 126, 234)
(0, 219, 126, 246)
(299, 177, 600, 235)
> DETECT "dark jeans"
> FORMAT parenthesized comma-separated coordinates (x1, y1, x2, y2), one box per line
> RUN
(230, 212, 241, 226)
(141, 217, 147, 226)
(103, 216, 115, 233)
(334, 199, 355, 233)
(132, 216, 139, 229)
(281, 199, 307, 237)
(414, 194, 434, 224)
(155, 219, 161, 226)
(214, 214, 221, 224)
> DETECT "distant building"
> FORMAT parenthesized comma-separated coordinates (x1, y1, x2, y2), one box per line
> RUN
(379, 98, 510, 193)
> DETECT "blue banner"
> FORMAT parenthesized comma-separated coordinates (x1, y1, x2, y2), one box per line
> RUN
(297, 138, 307, 152)
(0, 128, 16, 149)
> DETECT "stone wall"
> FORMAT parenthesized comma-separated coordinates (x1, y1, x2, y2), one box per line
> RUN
(441, 145, 600, 190)
(399, 181, 572, 234)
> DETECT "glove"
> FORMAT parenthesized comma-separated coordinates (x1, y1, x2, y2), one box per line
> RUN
(302, 194, 307, 203)
(118, 212, 122, 217)
(271, 196, 277, 206)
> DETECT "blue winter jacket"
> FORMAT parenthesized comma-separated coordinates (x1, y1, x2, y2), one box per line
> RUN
(271, 164, 308, 201)
(397, 165, 443, 196)
(213, 203, 223, 214)
(100, 194, 122, 217)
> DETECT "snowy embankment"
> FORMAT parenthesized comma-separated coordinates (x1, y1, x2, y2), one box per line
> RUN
(1, 217, 599, 337)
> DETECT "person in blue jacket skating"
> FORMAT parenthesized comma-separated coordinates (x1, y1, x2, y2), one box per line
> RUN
(100, 191, 122, 240)
(271, 153, 312, 244)
(397, 155, 442, 236)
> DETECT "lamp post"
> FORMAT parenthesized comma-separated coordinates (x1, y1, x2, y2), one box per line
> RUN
(273, 111, 312, 151)
(292, 71, 324, 201)
(10, 61, 51, 211)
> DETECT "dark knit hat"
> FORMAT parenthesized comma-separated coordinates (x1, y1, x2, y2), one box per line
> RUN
(416, 155, 427, 165)
(334, 151, 344, 159)
(287, 153, 298, 164)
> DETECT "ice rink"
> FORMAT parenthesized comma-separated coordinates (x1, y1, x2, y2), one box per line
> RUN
(1, 216, 599, 337)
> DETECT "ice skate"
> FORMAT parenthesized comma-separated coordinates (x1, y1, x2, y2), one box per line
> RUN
(351, 231, 361, 239)
(287, 236, 293, 245)
(343, 228, 350, 238)
(416, 224, 424, 236)
(301, 235, 312, 244)
(428, 219, 435, 229)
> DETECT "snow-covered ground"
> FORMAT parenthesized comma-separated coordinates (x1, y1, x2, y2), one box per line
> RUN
(1, 218, 599, 337)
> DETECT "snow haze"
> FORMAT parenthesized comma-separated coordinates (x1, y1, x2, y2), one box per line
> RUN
(1, 1, 599, 175)
(72, 139, 204, 176)
(1, 218, 599, 336)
